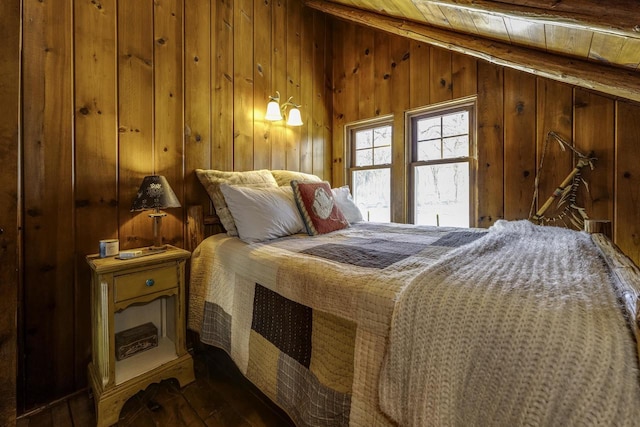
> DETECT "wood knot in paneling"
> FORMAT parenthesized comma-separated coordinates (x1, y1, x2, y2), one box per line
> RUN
(27, 208, 42, 217)
(515, 101, 525, 114)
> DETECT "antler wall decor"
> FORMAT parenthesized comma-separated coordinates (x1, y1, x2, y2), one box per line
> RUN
(529, 131, 597, 229)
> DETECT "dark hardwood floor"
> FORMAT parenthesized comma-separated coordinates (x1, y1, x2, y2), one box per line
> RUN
(17, 348, 296, 427)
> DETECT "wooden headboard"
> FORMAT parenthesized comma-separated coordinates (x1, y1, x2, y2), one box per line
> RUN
(185, 204, 640, 362)
(186, 205, 222, 252)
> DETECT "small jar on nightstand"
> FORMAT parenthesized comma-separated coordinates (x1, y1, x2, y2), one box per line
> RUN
(86, 245, 194, 427)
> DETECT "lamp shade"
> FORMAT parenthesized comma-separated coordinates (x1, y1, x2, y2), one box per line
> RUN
(265, 100, 283, 121)
(286, 107, 303, 126)
(130, 175, 181, 212)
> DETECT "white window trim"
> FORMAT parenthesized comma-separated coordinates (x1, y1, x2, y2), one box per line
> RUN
(344, 114, 394, 190)
(405, 96, 478, 226)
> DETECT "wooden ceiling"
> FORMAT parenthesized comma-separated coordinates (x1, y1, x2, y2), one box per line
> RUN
(306, 0, 640, 102)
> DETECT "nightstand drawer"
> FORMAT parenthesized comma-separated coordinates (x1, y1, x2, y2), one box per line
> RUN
(114, 265, 177, 302)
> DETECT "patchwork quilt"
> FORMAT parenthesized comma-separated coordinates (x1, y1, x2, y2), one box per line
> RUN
(188, 222, 486, 426)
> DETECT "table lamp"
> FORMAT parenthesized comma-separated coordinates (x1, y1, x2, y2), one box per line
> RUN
(130, 175, 181, 250)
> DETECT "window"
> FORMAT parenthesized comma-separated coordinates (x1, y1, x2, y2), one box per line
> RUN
(345, 98, 476, 227)
(347, 118, 393, 222)
(408, 99, 476, 227)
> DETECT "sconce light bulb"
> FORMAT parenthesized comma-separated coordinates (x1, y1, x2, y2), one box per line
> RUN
(287, 107, 303, 126)
(265, 100, 283, 121)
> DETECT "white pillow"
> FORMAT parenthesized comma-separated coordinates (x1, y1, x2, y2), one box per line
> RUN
(332, 186, 363, 223)
(219, 184, 305, 243)
(195, 169, 278, 236)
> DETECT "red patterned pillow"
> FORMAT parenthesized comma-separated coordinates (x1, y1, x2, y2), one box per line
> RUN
(291, 180, 349, 235)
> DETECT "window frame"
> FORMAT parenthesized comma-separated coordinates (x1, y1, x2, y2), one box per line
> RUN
(345, 115, 394, 222)
(406, 97, 477, 227)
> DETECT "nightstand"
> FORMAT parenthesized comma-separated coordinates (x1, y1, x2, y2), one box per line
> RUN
(86, 245, 194, 427)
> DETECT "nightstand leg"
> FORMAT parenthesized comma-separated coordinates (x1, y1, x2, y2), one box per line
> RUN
(89, 355, 194, 426)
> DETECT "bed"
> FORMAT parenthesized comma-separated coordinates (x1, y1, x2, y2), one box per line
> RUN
(186, 169, 640, 427)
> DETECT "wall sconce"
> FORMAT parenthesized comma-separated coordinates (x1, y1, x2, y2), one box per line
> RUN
(265, 91, 303, 126)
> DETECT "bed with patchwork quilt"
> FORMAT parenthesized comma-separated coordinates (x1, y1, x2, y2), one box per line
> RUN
(188, 222, 486, 426)
(188, 220, 640, 426)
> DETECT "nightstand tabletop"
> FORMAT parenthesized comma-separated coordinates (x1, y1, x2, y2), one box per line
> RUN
(87, 244, 190, 274)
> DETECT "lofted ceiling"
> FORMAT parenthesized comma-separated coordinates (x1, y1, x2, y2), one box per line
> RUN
(316, 0, 640, 71)
(306, 0, 640, 102)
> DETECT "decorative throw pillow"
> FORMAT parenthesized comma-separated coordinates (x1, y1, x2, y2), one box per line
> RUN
(332, 186, 363, 223)
(291, 180, 349, 235)
(195, 169, 278, 236)
(271, 170, 322, 187)
(219, 184, 304, 243)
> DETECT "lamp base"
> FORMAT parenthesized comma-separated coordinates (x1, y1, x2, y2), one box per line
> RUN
(148, 211, 167, 249)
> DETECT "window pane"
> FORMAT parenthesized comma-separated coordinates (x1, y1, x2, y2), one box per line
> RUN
(442, 111, 468, 137)
(355, 149, 373, 167)
(417, 139, 441, 161)
(442, 135, 469, 159)
(374, 146, 392, 165)
(414, 162, 469, 227)
(373, 126, 392, 147)
(417, 117, 441, 140)
(355, 129, 373, 149)
(352, 168, 391, 222)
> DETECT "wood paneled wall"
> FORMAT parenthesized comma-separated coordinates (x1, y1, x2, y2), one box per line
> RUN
(19, 0, 331, 411)
(0, 0, 20, 425)
(331, 19, 640, 265)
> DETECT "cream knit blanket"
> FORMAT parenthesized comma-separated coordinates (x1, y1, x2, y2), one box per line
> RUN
(379, 220, 640, 426)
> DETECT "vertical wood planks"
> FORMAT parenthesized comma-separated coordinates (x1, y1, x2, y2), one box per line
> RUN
(429, 47, 452, 104)
(154, 0, 184, 246)
(299, 5, 314, 174)
(323, 25, 334, 183)
(535, 79, 573, 225)
(211, 0, 234, 172)
(357, 28, 376, 118)
(452, 53, 477, 99)
(476, 62, 504, 227)
(118, 0, 154, 249)
(503, 69, 536, 220)
(73, 0, 118, 392)
(233, 0, 254, 171)
(0, 0, 19, 421)
(331, 19, 347, 185)
(312, 10, 327, 179)
(253, 0, 273, 170)
(409, 41, 430, 109)
(574, 90, 614, 223)
(185, 0, 212, 209)
(390, 35, 410, 223)
(286, 0, 302, 171)
(22, 0, 75, 407)
(373, 31, 391, 117)
(615, 101, 640, 263)
(271, 0, 288, 170)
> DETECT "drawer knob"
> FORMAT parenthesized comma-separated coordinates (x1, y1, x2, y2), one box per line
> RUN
(145, 279, 155, 287)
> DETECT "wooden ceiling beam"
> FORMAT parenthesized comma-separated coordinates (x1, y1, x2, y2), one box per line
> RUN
(424, 0, 640, 37)
(305, 0, 640, 104)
